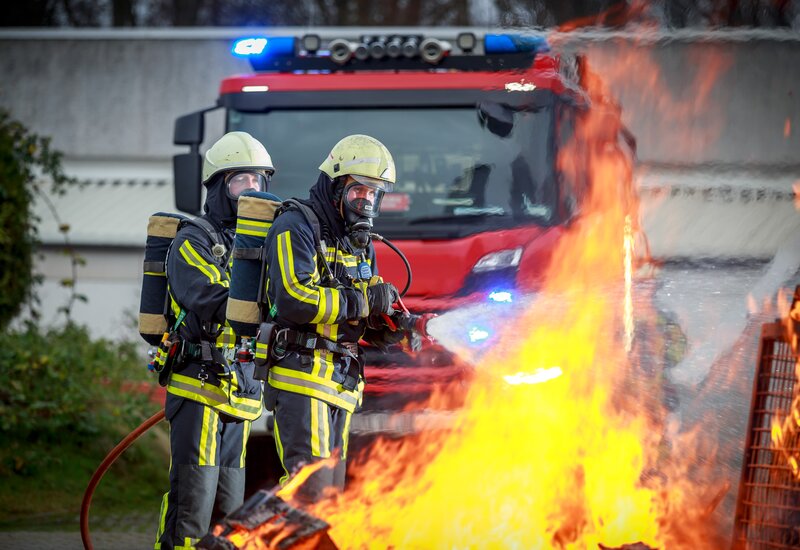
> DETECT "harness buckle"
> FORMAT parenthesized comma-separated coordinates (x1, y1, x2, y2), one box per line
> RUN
(273, 328, 289, 360)
(198, 370, 209, 389)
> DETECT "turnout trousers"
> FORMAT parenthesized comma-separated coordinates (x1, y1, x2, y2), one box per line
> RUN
(272, 389, 353, 504)
(154, 393, 251, 550)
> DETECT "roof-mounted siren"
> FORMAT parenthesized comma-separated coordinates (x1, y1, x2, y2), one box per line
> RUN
(419, 38, 451, 64)
(402, 37, 420, 58)
(329, 39, 356, 64)
(386, 36, 404, 58)
(301, 34, 321, 54)
(353, 40, 370, 61)
(369, 37, 387, 60)
(456, 32, 477, 53)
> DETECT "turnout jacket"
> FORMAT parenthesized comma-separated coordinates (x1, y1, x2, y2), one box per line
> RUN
(264, 207, 375, 413)
(165, 218, 262, 421)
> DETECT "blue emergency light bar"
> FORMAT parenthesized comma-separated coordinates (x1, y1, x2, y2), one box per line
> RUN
(232, 36, 296, 57)
(231, 33, 548, 72)
(484, 34, 549, 54)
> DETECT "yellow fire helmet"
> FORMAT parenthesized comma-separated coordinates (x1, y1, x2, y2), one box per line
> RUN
(318, 134, 396, 192)
(202, 131, 275, 185)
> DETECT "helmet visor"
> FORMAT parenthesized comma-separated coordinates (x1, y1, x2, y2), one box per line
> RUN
(343, 181, 386, 218)
(225, 171, 270, 200)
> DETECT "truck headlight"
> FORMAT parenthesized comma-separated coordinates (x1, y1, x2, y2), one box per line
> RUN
(472, 247, 522, 273)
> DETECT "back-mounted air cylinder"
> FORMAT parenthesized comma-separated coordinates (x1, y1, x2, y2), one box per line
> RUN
(227, 191, 283, 338)
(138, 213, 188, 345)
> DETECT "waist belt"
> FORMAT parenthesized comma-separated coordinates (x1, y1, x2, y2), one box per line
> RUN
(273, 328, 359, 360)
(273, 328, 361, 391)
(183, 341, 235, 363)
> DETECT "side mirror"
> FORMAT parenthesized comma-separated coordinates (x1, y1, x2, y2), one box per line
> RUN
(173, 153, 202, 214)
(172, 110, 211, 214)
(174, 111, 204, 145)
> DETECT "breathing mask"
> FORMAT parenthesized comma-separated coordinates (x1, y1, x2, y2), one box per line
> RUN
(340, 177, 387, 250)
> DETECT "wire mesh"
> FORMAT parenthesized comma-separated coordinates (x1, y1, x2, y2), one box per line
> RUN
(733, 309, 800, 549)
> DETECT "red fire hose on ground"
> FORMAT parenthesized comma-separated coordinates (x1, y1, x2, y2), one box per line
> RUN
(80, 409, 166, 550)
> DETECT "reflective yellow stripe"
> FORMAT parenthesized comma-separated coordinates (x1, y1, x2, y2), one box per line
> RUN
(310, 284, 327, 324)
(277, 231, 319, 305)
(236, 219, 271, 237)
(274, 413, 290, 485)
(310, 398, 321, 457)
(268, 366, 360, 413)
(325, 247, 359, 267)
(240, 420, 251, 468)
(325, 287, 340, 324)
(179, 240, 228, 287)
(342, 411, 353, 459)
(310, 399, 331, 458)
(155, 490, 169, 545)
(199, 406, 218, 466)
(167, 374, 263, 421)
(144, 271, 166, 277)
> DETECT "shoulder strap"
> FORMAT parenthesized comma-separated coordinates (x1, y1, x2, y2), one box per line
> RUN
(279, 199, 336, 284)
(182, 217, 228, 265)
(281, 199, 322, 248)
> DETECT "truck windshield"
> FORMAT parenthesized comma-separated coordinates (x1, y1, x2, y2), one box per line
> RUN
(229, 105, 556, 235)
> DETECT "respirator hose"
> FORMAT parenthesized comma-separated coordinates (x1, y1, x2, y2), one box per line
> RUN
(370, 232, 412, 297)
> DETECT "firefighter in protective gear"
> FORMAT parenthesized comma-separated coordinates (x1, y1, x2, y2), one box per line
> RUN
(263, 134, 405, 503)
(154, 131, 274, 550)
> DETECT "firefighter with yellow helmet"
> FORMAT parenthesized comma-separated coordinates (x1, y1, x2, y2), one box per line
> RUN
(154, 131, 274, 549)
(262, 134, 404, 503)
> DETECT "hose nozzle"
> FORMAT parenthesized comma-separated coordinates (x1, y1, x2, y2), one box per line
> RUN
(395, 312, 437, 339)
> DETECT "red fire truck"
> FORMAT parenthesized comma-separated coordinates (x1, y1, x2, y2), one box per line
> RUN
(172, 30, 634, 470)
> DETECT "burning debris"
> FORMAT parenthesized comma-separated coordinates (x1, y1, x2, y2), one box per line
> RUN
(197, 491, 337, 550)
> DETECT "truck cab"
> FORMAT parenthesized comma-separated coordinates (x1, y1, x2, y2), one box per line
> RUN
(173, 30, 631, 436)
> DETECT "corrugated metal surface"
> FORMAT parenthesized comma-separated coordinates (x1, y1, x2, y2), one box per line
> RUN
(34, 177, 176, 247)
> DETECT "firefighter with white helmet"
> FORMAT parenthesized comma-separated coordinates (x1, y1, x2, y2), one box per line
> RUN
(262, 134, 404, 503)
(154, 131, 274, 549)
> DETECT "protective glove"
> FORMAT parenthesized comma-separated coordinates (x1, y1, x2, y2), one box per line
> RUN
(366, 282, 400, 317)
(364, 326, 406, 352)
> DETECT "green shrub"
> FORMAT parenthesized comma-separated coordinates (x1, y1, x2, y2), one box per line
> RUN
(0, 323, 160, 460)
(0, 109, 74, 331)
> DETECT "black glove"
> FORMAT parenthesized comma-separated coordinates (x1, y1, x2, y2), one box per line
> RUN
(364, 326, 406, 352)
(366, 282, 400, 316)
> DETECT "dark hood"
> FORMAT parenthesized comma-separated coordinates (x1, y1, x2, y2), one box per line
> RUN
(306, 173, 346, 242)
(203, 174, 237, 229)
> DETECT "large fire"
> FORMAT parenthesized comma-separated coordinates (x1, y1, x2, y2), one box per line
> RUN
(290, 57, 729, 548)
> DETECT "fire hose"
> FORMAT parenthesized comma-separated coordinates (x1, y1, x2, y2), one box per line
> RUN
(80, 408, 165, 550)
(81, 233, 428, 549)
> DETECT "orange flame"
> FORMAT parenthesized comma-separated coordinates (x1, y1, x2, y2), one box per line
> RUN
(300, 50, 728, 549)
(785, 118, 792, 138)
(794, 181, 800, 210)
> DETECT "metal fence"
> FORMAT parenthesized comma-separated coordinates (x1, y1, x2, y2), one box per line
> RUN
(733, 288, 800, 549)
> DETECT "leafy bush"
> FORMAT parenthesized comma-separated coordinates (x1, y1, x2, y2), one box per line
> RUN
(0, 108, 74, 331)
(0, 323, 160, 455)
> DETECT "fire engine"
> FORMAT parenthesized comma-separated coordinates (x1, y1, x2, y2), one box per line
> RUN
(172, 29, 634, 459)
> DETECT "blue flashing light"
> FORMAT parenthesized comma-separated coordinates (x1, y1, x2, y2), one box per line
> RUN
(233, 36, 296, 58)
(468, 326, 491, 344)
(484, 34, 550, 55)
(488, 291, 513, 304)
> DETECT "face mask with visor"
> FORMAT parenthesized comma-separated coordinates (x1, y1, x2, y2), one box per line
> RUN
(343, 177, 391, 218)
(225, 170, 271, 200)
(341, 176, 392, 250)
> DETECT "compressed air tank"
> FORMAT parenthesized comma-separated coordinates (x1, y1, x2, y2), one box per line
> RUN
(227, 191, 283, 337)
(138, 212, 187, 345)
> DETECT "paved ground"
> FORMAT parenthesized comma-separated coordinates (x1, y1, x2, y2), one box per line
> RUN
(0, 531, 153, 550)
